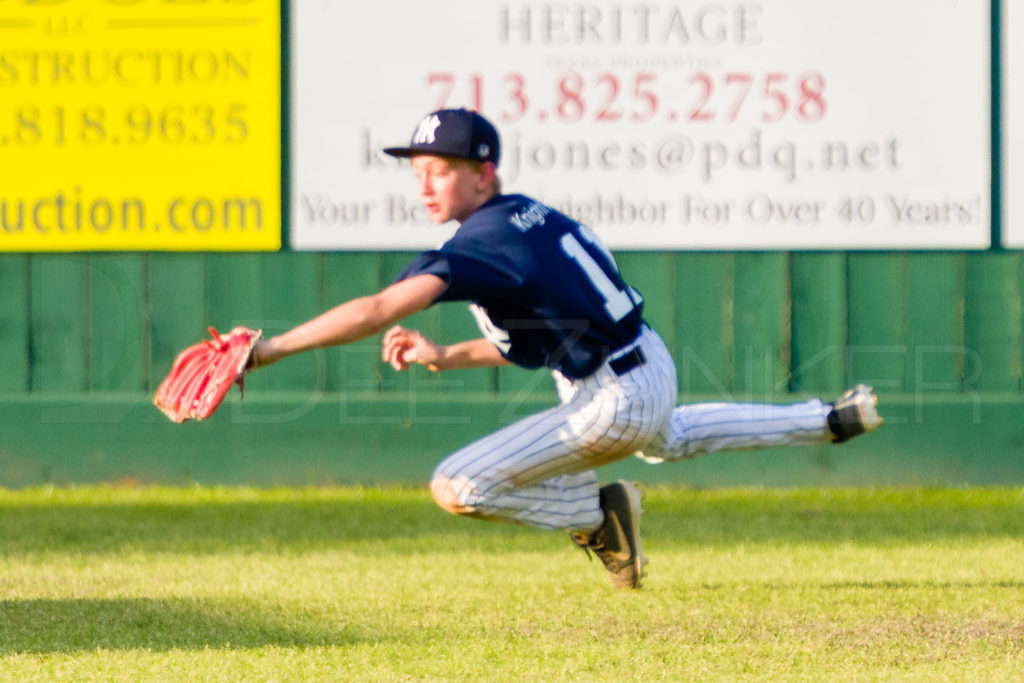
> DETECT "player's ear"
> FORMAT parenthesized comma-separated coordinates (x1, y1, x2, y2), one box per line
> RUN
(477, 161, 498, 190)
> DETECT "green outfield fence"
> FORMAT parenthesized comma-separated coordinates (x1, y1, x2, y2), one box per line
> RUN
(1, 0, 1020, 487)
(2, 251, 1024, 488)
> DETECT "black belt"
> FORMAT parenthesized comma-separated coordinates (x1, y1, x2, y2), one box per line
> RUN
(609, 347, 646, 375)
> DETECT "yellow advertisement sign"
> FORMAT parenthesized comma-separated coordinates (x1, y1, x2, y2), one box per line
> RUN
(0, 0, 281, 251)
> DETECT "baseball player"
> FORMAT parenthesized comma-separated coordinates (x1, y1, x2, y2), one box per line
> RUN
(250, 108, 882, 589)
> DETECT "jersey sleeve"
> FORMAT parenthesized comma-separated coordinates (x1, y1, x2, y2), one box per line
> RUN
(395, 238, 524, 304)
(396, 250, 452, 283)
(440, 246, 523, 301)
(393, 250, 453, 305)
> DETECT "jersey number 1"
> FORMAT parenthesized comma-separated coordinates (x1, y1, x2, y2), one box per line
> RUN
(559, 229, 640, 322)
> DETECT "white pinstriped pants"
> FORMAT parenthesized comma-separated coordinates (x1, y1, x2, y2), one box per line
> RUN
(430, 327, 831, 532)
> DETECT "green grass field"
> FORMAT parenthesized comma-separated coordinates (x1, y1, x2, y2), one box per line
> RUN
(1, 486, 1022, 681)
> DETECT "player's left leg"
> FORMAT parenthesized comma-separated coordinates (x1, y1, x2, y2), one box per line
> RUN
(429, 327, 677, 531)
(428, 385, 659, 530)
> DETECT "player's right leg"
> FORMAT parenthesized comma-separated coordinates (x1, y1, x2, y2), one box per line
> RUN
(638, 384, 882, 463)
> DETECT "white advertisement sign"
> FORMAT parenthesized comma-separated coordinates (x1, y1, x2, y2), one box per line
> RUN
(292, 1, 990, 250)
(1005, 0, 1023, 247)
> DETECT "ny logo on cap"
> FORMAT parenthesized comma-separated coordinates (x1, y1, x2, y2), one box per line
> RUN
(412, 114, 442, 145)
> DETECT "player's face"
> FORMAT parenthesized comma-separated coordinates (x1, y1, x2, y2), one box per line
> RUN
(411, 155, 493, 224)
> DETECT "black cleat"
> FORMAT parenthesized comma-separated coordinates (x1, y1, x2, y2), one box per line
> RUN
(570, 480, 647, 589)
(827, 384, 884, 443)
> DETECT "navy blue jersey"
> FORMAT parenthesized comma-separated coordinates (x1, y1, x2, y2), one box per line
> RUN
(396, 194, 644, 379)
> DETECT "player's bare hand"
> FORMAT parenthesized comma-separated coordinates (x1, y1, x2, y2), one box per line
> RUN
(382, 325, 444, 371)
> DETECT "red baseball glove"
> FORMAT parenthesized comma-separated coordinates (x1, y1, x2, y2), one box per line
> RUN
(154, 326, 262, 423)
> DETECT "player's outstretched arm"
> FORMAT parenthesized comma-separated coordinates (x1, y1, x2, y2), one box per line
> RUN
(382, 326, 510, 373)
(251, 274, 447, 369)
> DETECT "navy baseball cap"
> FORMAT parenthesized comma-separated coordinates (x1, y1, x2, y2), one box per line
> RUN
(383, 109, 500, 166)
